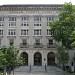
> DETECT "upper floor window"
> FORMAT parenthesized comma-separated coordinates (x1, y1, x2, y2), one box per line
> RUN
(35, 39, 40, 45)
(47, 29, 53, 35)
(9, 39, 14, 45)
(8, 29, 16, 35)
(21, 17, 29, 26)
(22, 39, 27, 45)
(47, 17, 54, 26)
(34, 29, 41, 35)
(9, 17, 16, 21)
(0, 17, 4, 21)
(0, 17, 4, 26)
(48, 39, 53, 45)
(34, 17, 41, 26)
(9, 17, 16, 26)
(21, 22, 29, 26)
(34, 16, 41, 21)
(22, 17, 29, 21)
(9, 22, 16, 26)
(0, 30, 3, 35)
(21, 29, 29, 35)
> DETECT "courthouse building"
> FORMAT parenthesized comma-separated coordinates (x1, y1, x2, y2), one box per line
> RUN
(0, 4, 74, 66)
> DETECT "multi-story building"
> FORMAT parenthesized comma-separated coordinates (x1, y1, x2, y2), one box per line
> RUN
(0, 5, 74, 66)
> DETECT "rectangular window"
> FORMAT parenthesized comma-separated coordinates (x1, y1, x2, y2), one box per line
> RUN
(48, 39, 53, 45)
(21, 22, 29, 26)
(22, 39, 27, 45)
(47, 17, 54, 26)
(9, 22, 16, 26)
(9, 39, 14, 45)
(8, 29, 16, 35)
(34, 16, 41, 21)
(0, 30, 3, 35)
(0, 17, 4, 21)
(0, 17, 4, 26)
(21, 17, 29, 26)
(21, 29, 29, 35)
(34, 16, 41, 26)
(47, 29, 53, 35)
(22, 17, 29, 21)
(34, 29, 41, 35)
(35, 39, 40, 45)
(9, 17, 16, 26)
(9, 17, 16, 21)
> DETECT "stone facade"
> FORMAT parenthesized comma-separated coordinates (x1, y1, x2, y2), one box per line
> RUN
(0, 4, 74, 66)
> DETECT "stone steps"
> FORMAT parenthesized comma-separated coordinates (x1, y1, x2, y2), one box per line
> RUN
(14, 66, 63, 72)
(14, 66, 30, 72)
(31, 66, 45, 72)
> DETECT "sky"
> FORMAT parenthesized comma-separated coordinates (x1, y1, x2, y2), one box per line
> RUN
(0, 0, 75, 5)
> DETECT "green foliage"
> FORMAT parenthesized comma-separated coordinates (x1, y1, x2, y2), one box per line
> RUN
(49, 2, 75, 49)
(57, 45, 69, 71)
(57, 46, 69, 65)
(0, 45, 23, 73)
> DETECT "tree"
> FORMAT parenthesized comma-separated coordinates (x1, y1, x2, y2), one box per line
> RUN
(0, 45, 23, 75)
(57, 46, 69, 70)
(71, 31, 75, 48)
(49, 2, 75, 49)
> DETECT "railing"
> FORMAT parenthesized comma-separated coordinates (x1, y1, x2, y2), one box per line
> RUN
(33, 43, 43, 48)
(20, 43, 29, 48)
(47, 43, 56, 48)
(19, 43, 56, 48)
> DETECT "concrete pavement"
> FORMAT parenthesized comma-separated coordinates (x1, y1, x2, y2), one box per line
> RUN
(10, 66, 72, 75)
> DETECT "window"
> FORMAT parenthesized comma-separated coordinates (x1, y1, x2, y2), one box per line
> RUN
(0, 17, 4, 26)
(21, 22, 29, 26)
(9, 17, 16, 26)
(34, 29, 41, 35)
(22, 17, 29, 21)
(9, 22, 16, 26)
(34, 17, 41, 21)
(21, 29, 29, 35)
(34, 22, 41, 26)
(47, 17, 54, 26)
(9, 39, 14, 45)
(0, 17, 4, 21)
(47, 17, 54, 21)
(34, 16, 41, 26)
(21, 17, 29, 26)
(35, 39, 40, 45)
(47, 29, 53, 35)
(48, 39, 53, 45)
(22, 39, 27, 45)
(9, 17, 16, 21)
(0, 30, 3, 35)
(8, 29, 16, 35)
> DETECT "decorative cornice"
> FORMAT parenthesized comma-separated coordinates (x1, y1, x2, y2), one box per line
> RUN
(0, 4, 62, 11)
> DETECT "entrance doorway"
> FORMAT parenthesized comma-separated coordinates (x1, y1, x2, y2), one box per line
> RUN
(21, 52, 28, 65)
(34, 52, 42, 66)
(47, 52, 55, 66)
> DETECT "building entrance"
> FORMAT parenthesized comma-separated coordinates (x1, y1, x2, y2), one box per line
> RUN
(47, 52, 55, 66)
(21, 52, 28, 65)
(34, 52, 42, 66)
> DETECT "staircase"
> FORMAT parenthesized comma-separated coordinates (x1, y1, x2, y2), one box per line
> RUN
(14, 66, 63, 72)
(14, 66, 30, 72)
(31, 66, 45, 72)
